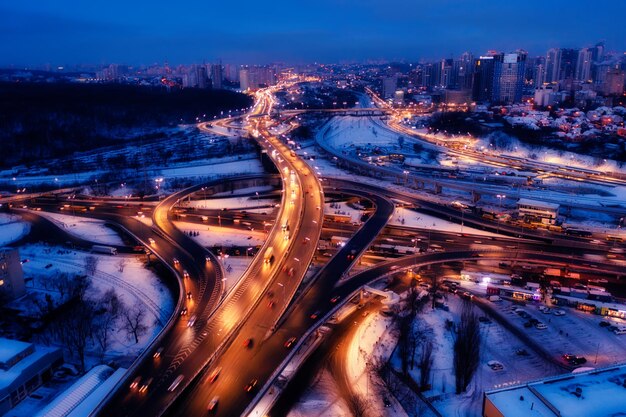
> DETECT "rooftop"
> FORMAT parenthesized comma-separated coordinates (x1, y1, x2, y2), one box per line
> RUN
(0, 338, 31, 365)
(485, 364, 626, 417)
(516, 198, 560, 210)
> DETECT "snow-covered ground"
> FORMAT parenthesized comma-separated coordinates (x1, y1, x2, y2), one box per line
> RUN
(347, 311, 408, 417)
(389, 207, 501, 238)
(186, 196, 276, 210)
(18, 244, 173, 361)
(287, 370, 351, 417)
(36, 212, 125, 246)
(173, 221, 267, 247)
(159, 157, 264, 179)
(0, 213, 30, 246)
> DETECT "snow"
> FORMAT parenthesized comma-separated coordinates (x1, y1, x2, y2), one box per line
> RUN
(287, 370, 351, 417)
(186, 196, 276, 210)
(0, 213, 30, 246)
(389, 207, 501, 238)
(347, 311, 408, 417)
(18, 244, 173, 357)
(0, 338, 31, 364)
(172, 221, 267, 247)
(36, 212, 125, 246)
(158, 157, 264, 179)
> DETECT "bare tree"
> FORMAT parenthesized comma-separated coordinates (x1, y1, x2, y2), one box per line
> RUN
(117, 258, 127, 273)
(93, 289, 122, 362)
(419, 340, 434, 390)
(346, 393, 369, 417)
(122, 304, 148, 344)
(84, 255, 99, 277)
(453, 301, 481, 393)
(56, 299, 96, 373)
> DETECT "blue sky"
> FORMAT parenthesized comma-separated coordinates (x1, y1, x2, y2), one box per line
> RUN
(1, 0, 624, 66)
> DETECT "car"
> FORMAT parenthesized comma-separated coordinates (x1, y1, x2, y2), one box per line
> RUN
(383, 396, 392, 407)
(243, 338, 253, 348)
(187, 315, 196, 327)
(523, 321, 533, 328)
(148, 238, 155, 245)
(208, 367, 222, 383)
(535, 322, 547, 330)
(310, 311, 321, 320)
(268, 300, 276, 309)
(515, 348, 529, 356)
(553, 309, 565, 316)
(461, 291, 474, 300)
(130, 376, 141, 390)
(205, 255, 211, 262)
(487, 360, 504, 371)
(284, 337, 297, 348)
(244, 379, 258, 392)
(153, 347, 164, 359)
(183, 270, 190, 279)
(529, 318, 539, 325)
(599, 321, 611, 327)
(330, 296, 340, 303)
(173, 258, 179, 266)
(562, 353, 576, 361)
(180, 307, 188, 316)
(207, 396, 219, 412)
(569, 356, 587, 365)
(167, 374, 184, 392)
(139, 377, 153, 393)
(539, 306, 551, 314)
(186, 291, 193, 300)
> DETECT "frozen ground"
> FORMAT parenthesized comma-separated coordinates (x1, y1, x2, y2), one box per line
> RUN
(186, 196, 276, 210)
(286, 369, 351, 417)
(36, 212, 125, 246)
(389, 207, 501, 238)
(0, 213, 30, 246)
(19, 244, 173, 360)
(391, 293, 562, 417)
(173, 221, 267, 247)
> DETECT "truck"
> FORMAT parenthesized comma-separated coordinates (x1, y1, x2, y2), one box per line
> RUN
(91, 245, 118, 255)
(263, 247, 274, 264)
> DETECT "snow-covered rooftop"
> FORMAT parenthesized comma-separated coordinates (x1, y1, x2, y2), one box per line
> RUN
(516, 198, 560, 210)
(485, 364, 626, 417)
(0, 338, 31, 366)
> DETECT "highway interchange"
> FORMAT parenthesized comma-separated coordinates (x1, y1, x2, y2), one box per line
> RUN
(5, 81, 626, 417)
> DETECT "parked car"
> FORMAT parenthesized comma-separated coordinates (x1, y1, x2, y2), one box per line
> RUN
(553, 309, 565, 316)
(535, 322, 548, 330)
(487, 360, 504, 371)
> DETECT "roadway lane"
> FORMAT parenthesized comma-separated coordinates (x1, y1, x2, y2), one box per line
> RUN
(167, 187, 394, 416)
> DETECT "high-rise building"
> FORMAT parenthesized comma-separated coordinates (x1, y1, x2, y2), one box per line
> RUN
(492, 52, 527, 104)
(239, 67, 250, 90)
(211, 64, 223, 89)
(559, 48, 578, 81)
(544, 48, 561, 83)
(575, 48, 593, 82)
(472, 55, 496, 102)
(382, 76, 397, 98)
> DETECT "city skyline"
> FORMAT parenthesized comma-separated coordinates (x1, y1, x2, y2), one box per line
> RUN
(2, 0, 626, 66)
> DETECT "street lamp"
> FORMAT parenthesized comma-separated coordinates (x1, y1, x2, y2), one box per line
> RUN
(403, 170, 409, 185)
(496, 194, 506, 211)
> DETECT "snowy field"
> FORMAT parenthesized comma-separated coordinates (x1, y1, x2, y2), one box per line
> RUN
(186, 196, 276, 210)
(173, 221, 267, 247)
(36, 212, 125, 246)
(389, 207, 501, 237)
(287, 370, 351, 417)
(19, 244, 173, 360)
(0, 213, 30, 246)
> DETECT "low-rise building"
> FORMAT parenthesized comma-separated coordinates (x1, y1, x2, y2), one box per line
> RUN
(0, 338, 63, 414)
(516, 198, 559, 225)
(484, 364, 626, 417)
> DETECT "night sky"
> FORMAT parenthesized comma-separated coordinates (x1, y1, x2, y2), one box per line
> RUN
(1, 0, 625, 66)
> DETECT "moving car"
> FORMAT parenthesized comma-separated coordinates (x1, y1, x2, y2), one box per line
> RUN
(284, 337, 297, 348)
(207, 396, 219, 412)
(244, 379, 258, 392)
